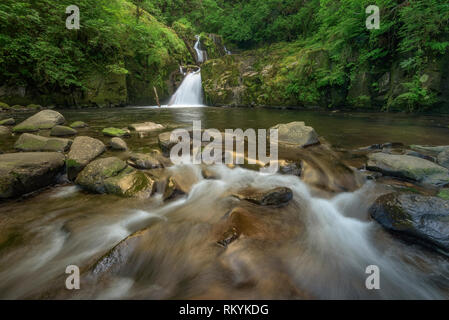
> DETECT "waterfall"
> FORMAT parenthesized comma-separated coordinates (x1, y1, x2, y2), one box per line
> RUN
(169, 69, 204, 106)
(194, 35, 207, 63)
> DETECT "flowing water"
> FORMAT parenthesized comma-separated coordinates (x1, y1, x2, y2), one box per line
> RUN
(194, 35, 207, 64)
(168, 70, 204, 107)
(1, 107, 449, 299)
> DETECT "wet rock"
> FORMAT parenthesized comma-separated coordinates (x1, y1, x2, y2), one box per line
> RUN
(158, 131, 178, 154)
(75, 157, 155, 197)
(109, 137, 127, 151)
(367, 153, 449, 187)
(437, 149, 449, 169)
(129, 122, 164, 132)
(14, 133, 72, 152)
(0, 118, 15, 126)
(70, 121, 88, 129)
(50, 125, 77, 137)
(12, 110, 65, 133)
(270, 122, 319, 148)
(0, 152, 65, 199)
(66, 136, 106, 180)
(410, 145, 449, 157)
(437, 189, 449, 200)
(0, 126, 10, 136)
(404, 150, 436, 163)
(279, 161, 302, 176)
(102, 127, 129, 138)
(128, 152, 161, 169)
(369, 193, 449, 254)
(233, 187, 293, 206)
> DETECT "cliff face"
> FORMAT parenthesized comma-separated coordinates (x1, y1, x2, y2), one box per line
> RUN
(201, 42, 449, 111)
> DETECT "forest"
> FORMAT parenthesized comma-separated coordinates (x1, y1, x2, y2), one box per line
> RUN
(0, 0, 448, 110)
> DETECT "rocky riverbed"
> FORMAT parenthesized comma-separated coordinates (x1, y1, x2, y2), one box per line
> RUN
(0, 107, 449, 299)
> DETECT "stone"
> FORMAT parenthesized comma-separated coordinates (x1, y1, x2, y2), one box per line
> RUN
(66, 136, 106, 180)
(270, 122, 319, 148)
(128, 122, 165, 132)
(50, 125, 77, 137)
(410, 145, 449, 157)
(369, 193, 449, 254)
(109, 137, 127, 151)
(12, 110, 65, 133)
(0, 126, 10, 136)
(0, 118, 15, 126)
(70, 121, 88, 129)
(233, 187, 293, 206)
(127, 153, 161, 169)
(158, 131, 178, 154)
(102, 127, 129, 138)
(0, 152, 65, 199)
(437, 149, 449, 170)
(75, 157, 155, 197)
(367, 152, 449, 187)
(14, 133, 72, 152)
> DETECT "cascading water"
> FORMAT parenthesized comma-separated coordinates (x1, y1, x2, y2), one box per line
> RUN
(194, 35, 207, 63)
(168, 69, 204, 106)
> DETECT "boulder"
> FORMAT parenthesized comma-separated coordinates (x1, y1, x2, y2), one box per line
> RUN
(0, 126, 9, 136)
(158, 131, 178, 154)
(102, 127, 129, 138)
(0, 152, 65, 199)
(369, 193, 449, 254)
(70, 121, 88, 129)
(128, 122, 164, 132)
(270, 122, 319, 148)
(233, 187, 293, 206)
(75, 157, 155, 197)
(50, 125, 77, 137)
(367, 153, 449, 187)
(12, 110, 65, 133)
(14, 133, 72, 152)
(127, 153, 162, 169)
(66, 136, 106, 180)
(437, 149, 449, 169)
(0, 118, 15, 126)
(109, 137, 127, 151)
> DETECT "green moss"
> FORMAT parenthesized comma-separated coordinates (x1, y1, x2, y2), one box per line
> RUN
(437, 189, 449, 200)
(70, 121, 87, 128)
(102, 127, 127, 137)
(65, 159, 81, 169)
(0, 102, 10, 110)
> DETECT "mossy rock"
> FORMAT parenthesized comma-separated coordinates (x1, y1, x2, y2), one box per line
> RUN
(0, 102, 10, 110)
(13, 110, 65, 133)
(437, 189, 449, 200)
(14, 133, 72, 152)
(70, 121, 88, 129)
(0, 118, 15, 126)
(102, 127, 129, 137)
(0, 126, 10, 136)
(50, 125, 77, 137)
(26, 104, 43, 110)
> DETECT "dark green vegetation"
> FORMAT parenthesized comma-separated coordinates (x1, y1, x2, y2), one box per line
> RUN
(1, 0, 448, 111)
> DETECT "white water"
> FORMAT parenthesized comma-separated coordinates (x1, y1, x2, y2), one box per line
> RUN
(194, 35, 207, 63)
(168, 69, 204, 107)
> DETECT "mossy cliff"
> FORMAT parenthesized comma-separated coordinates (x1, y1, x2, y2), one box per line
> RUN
(201, 42, 449, 111)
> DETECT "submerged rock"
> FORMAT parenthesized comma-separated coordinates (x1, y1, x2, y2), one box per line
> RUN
(14, 133, 72, 152)
(102, 127, 129, 138)
(66, 136, 106, 180)
(233, 187, 293, 206)
(369, 193, 449, 254)
(158, 131, 178, 154)
(75, 157, 155, 197)
(410, 145, 449, 156)
(129, 122, 164, 132)
(109, 137, 127, 151)
(0, 152, 65, 198)
(271, 122, 319, 148)
(0, 126, 10, 136)
(13, 110, 65, 133)
(50, 125, 77, 137)
(0, 118, 15, 126)
(70, 121, 88, 129)
(367, 153, 449, 187)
